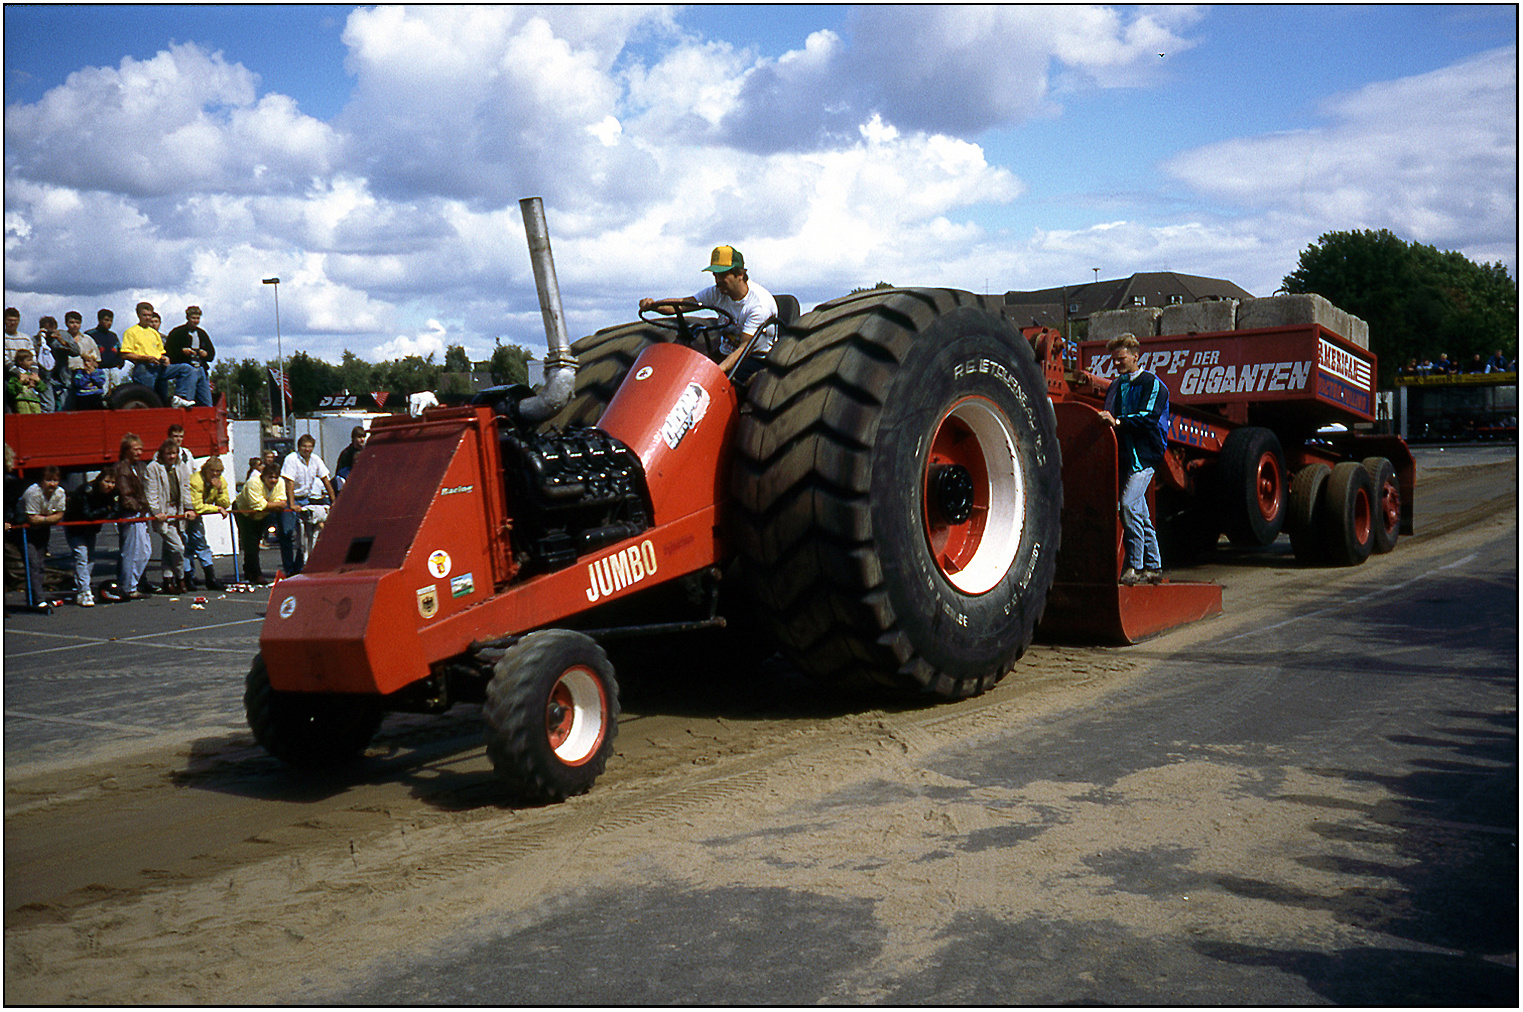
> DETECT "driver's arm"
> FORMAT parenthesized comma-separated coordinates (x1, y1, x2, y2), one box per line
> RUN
(639, 297, 700, 316)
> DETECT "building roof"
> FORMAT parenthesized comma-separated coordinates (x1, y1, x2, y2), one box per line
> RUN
(1003, 272, 1257, 321)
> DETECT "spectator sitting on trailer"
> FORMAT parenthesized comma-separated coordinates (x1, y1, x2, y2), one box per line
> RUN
(71, 353, 107, 410)
(1485, 349, 1509, 373)
(7, 349, 44, 414)
(86, 309, 124, 390)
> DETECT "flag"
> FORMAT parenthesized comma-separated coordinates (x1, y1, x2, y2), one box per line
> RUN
(372, 390, 389, 408)
(267, 367, 291, 405)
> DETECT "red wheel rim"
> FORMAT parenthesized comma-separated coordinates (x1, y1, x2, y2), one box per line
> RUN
(1352, 487, 1372, 544)
(1254, 451, 1284, 522)
(920, 397, 1025, 594)
(1377, 477, 1400, 536)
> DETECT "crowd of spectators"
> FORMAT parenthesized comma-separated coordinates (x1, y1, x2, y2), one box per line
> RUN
(4, 424, 368, 609)
(1396, 349, 1514, 378)
(4, 301, 216, 414)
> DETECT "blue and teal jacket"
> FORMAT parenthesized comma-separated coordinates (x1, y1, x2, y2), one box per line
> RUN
(1103, 369, 1169, 474)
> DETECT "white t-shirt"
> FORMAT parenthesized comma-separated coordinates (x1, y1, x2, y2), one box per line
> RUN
(409, 390, 440, 416)
(281, 451, 330, 499)
(693, 280, 779, 356)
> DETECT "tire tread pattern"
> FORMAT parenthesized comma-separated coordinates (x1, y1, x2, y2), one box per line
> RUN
(733, 288, 1060, 698)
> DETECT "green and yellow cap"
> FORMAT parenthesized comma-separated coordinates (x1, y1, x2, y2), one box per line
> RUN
(702, 245, 745, 273)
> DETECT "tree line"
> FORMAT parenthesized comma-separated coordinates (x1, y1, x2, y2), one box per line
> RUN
(210, 340, 535, 419)
(1282, 229, 1517, 385)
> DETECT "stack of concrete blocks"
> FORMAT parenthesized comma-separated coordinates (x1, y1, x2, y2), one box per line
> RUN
(1088, 307, 1162, 344)
(1160, 299, 1238, 337)
(1089, 293, 1368, 350)
(1236, 293, 1368, 349)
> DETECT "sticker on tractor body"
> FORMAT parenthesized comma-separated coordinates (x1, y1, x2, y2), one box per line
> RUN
(451, 573, 475, 598)
(428, 550, 452, 579)
(660, 383, 710, 450)
(416, 586, 438, 619)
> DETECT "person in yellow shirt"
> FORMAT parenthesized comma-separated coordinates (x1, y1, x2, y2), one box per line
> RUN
(233, 463, 291, 585)
(186, 456, 231, 589)
(120, 301, 198, 407)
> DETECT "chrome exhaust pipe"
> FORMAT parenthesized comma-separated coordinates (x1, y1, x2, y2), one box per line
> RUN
(515, 195, 577, 422)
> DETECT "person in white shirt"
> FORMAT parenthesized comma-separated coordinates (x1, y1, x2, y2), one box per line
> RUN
(640, 245, 779, 381)
(280, 434, 336, 574)
(409, 389, 440, 416)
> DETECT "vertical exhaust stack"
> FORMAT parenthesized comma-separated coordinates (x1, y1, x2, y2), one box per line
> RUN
(515, 195, 578, 423)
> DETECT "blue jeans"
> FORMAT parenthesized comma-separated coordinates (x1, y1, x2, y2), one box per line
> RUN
(183, 516, 214, 574)
(119, 516, 152, 590)
(66, 530, 98, 601)
(1120, 468, 1161, 572)
(280, 505, 306, 575)
(132, 361, 198, 403)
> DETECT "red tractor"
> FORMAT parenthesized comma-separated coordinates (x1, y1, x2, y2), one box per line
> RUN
(249, 199, 1410, 803)
(249, 198, 1068, 802)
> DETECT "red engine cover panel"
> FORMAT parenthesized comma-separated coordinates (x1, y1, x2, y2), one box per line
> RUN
(595, 342, 739, 523)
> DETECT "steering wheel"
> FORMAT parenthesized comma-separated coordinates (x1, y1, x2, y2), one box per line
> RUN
(639, 299, 737, 357)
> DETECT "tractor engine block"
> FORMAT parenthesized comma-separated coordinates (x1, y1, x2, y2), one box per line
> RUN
(500, 427, 654, 573)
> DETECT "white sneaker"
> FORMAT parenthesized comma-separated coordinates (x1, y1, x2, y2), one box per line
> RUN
(79, 594, 95, 607)
(171, 395, 195, 408)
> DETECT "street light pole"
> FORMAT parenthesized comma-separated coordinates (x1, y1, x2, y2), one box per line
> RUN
(262, 277, 284, 428)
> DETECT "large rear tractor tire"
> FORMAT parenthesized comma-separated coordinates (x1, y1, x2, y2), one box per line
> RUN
(484, 629, 619, 804)
(244, 653, 384, 769)
(1217, 426, 1287, 547)
(1362, 456, 1400, 554)
(734, 288, 1062, 699)
(1287, 463, 1330, 565)
(1321, 461, 1376, 566)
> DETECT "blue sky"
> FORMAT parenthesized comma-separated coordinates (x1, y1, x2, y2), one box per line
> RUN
(4, 5, 1515, 369)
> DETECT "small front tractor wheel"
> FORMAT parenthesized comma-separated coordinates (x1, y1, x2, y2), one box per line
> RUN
(1321, 461, 1376, 566)
(484, 629, 619, 804)
(1362, 456, 1400, 553)
(734, 288, 1062, 699)
(1218, 426, 1287, 547)
(244, 653, 384, 768)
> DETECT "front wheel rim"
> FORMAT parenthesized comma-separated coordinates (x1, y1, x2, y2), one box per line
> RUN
(922, 396, 1026, 595)
(546, 667, 609, 766)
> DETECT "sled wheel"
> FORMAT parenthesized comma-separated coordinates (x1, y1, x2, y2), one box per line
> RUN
(243, 653, 383, 768)
(545, 320, 669, 428)
(1321, 461, 1375, 566)
(1287, 463, 1331, 564)
(106, 383, 163, 411)
(1362, 456, 1400, 553)
(734, 288, 1062, 699)
(484, 629, 619, 804)
(1218, 426, 1287, 547)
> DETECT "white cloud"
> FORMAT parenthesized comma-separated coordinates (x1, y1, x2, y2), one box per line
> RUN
(0, 8, 1511, 373)
(1163, 46, 1517, 265)
(3, 43, 339, 198)
(715, 6, 1202, 151)
(372, 319, 450, 362)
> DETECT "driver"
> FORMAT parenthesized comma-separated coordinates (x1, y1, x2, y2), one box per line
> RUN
(639, 245, 779, 381)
